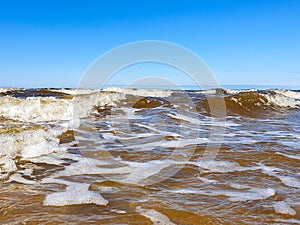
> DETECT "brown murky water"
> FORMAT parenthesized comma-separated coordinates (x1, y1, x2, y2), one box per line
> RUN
(0, 88, 299, 224)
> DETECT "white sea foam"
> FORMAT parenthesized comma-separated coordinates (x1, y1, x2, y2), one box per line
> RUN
(167, 112, 239, 129)
(111, 209, 127, 214)
(0, 96, 73, 122)
(48, 157, 116, 178)
(275, 175, 300, 189)
(198, 175, 251, 189)
(273, 89, 300, 100)
(40, 159, 169, 206)
(193, 88, 259, 95)
(192, 160, 255, 173)
(225, 88, 258, 94)
(0, 125, 66, 179)
(44, 182, 108, 206)
(123, 160, 174, 184)
(273, 201, 297, 216)
(0, 91, 126, 123)
(198, 89, 219, 95)
(263, 91, 300, 108)
(168, 187, 276, 202)
(275, 219, 300, 224)
(228, 182, 250, 189)
(58, 88, 100, 95)
(167, 112, 203, 125)
(21, 168, 34, 177)
(258, 163, 300, 189)
(22, 128, 67, 159)
(119, 138, 206, 152)
(73, 91, 126, 120)
(27, 155, 67, 165)
(226, 188, 276, 201)
(256, 163, 283, 173)
(0, 158, 17, 179)
(223, 88, 300, 108)
(5, 173, 36, 184)
(136, 206, 176, 225)
(103, 87, 173, 97)
(49, 156, 176, 185)
(0, 88, 21, 93)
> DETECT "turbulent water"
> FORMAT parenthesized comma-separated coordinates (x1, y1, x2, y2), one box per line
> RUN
(0, 87, 299, 224)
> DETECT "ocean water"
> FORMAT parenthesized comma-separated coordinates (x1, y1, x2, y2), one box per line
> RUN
(0, 87, 299, 224)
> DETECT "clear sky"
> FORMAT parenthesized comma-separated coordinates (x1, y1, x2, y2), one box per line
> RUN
(0, 0, 299, 88)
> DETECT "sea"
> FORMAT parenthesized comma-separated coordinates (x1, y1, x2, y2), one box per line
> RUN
(0, 86, 299, 224)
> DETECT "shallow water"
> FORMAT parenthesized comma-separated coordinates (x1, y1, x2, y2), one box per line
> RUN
(0, 88, 299, 224)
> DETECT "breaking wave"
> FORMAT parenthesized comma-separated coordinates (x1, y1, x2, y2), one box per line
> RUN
(0, 88, 299, 123)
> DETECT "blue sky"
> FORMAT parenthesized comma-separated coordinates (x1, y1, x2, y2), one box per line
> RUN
(0, 0, 299, 88)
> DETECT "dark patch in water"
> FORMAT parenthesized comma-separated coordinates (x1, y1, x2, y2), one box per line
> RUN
(133, 97, 171, 108)
(58, 130, 75, 144)
(195, 91, 291, 118)
(0, 88, 71, 99)
(93, 104, 112, 117)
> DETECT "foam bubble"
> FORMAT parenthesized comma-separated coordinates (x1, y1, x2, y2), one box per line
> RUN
(44, 182, 108, 206)
(273, 201, 297, 216)
(136, 206, 176, 225)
